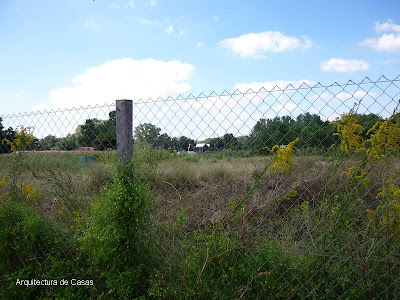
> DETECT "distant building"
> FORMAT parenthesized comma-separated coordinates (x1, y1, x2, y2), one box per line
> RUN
(193, 143, 210, 152)
(75, 147, 95, 151)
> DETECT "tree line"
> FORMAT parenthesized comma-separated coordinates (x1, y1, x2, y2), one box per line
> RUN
(0, 111, 393, 154)
(0, 117, 15, 153)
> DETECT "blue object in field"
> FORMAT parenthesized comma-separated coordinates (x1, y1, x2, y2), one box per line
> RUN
(78, 155, 96, 163)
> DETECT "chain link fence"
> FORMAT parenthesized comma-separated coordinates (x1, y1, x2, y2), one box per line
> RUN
(1, 75, 400, 298)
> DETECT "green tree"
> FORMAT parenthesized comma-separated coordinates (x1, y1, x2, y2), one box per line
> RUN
(54, 134, 77, 151)
(76, 119, 102, 147)
(95, 111, 117, 150)
(39, 135, 58, 150)
(207, 137, 224, 151)
(74, 111, 117, 150)
(133, 123, 197, 151)
(206, 133, 238, 151)
(158, 133, 172, 149)
(0, 118, 14, 153)
(250, 116, 296, 153)
(108, 110, 116, 126)
(237, 135, 252, 150)
(250, 114, 340, 153)
(294, 113, 324, 148)
(355, 113, 384, 139)
(222, 133, 238, 149)
(178, 136, 195, 151)
(134, 123, 161, 148)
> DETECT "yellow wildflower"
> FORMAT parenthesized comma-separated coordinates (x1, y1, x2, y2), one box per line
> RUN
(340, 165, 358, 177)
(0, 175, 7, 200)
(366, 209, 375, 220)
(356, 169, 370, 186)
(331, 114, 364, 153)
(365, 118, 400, 160)
(341, 165, 370, 186)
(370, 183, 400, 229)
(2, 138, 17, 156)
(270, 138, 299, 174)
(20, 183, 41, 204)
(0, 175, 6, 188)
(2, 126, 35, 156)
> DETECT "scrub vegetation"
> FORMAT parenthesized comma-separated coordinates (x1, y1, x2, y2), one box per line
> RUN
(0, 113, 400, 299)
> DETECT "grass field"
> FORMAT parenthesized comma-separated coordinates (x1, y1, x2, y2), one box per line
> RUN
(1, 147, 400, 299)
(1, 150, 398, 224)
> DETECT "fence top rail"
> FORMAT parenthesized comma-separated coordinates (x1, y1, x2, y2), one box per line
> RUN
(1, 103, 116, 119)
(130, 75, 400, 105)
(1, 74, 400, 118)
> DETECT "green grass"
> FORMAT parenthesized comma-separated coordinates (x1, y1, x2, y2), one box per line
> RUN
(1, 150, 400, 299)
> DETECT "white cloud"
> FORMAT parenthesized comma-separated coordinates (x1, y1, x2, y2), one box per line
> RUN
(15, 90, 25, 97)
(179, 29, 184, 36)
(361, 34, 400, 52)
(138, 18, 158, 24)
(320, 58, 369, 72)
(336, 91, 377, 101)
(361, 20, 400, 52)
(196, 42, 205, 47)
(144, 0, 157, 7)
(83, 20, 100, 31)
(233, 80, 316, 92)
(212, 16, 219, 22)
(47, 58, 195, 108)
(165, 25, 174, 34)
(110, 3, 121, 8)
(127, 0, 136, 8)
(218, 31, 311, 58)
(374, 19, 400, 33)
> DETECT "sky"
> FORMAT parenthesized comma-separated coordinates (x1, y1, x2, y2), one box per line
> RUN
(1, 0, 400, 139)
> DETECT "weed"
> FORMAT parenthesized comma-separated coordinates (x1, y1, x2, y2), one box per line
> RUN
(80, 159, 158, 298)
(0, 197, 86, 299)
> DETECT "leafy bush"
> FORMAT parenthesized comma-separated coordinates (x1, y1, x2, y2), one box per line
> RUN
(80, 160, 158, 299)
(0, 197, 86, 299)
(149, 226, 318, 299)
(183, 154, 200, 163)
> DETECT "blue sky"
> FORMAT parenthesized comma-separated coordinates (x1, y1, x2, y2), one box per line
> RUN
(1, 0, 400, 138)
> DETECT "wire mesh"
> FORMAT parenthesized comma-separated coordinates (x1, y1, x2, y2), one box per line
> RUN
(1, 75, 400, 299)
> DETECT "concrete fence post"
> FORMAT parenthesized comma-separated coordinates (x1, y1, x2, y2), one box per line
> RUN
(116, 99, 133, 163)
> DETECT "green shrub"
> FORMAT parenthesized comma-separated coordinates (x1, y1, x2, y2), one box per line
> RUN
(149, 226, 318, 299)
(149, 227, 246, 299)
(85, 164, 114, 192)
(134, 141, 171, 167)
(0, 197, 86, 299)
(80, 160, 158, 299)
(183, 154, 200, 163)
